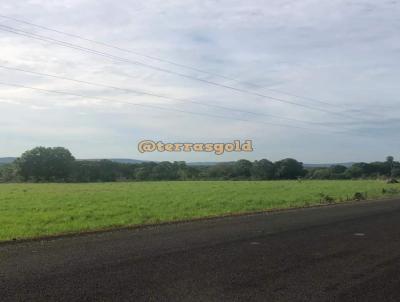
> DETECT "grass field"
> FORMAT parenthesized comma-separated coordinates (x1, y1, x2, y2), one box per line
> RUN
(0, 180, 399, 241)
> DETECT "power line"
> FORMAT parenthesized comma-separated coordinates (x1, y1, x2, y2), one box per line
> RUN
(0, 23, 360, 120)
(0, 80, 330, 133)
(0, 64, 326, 126)
(0, 14, 370, 114)
(0, 81, 370, 137)
(0, 79, 367, 138)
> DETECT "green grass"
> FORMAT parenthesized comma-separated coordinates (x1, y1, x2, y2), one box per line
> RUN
(0, 180, 399, 241)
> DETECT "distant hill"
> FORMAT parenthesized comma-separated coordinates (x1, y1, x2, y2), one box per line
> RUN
(82, 159, 232, 166)
(81, 158, 147, 164)
(188, 161, 231, 166)
(0, 157, 16, 165)
(304, 162, 355, 168)
(109, 158, 146, 164)
(189, 162, 356, 168)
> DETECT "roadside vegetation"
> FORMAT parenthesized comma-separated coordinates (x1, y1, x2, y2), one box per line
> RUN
(1, 147, 399, 182)
(1, 180, 400, 241)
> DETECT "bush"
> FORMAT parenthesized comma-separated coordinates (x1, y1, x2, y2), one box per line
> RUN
(353, 192, 365, 201)
(382, 188, 399, 195)
(319, 193, 335, 203)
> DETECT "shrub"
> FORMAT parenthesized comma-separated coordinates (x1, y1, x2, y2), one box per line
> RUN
(319, 193, 335, 203)
(353, 192, 365, 201)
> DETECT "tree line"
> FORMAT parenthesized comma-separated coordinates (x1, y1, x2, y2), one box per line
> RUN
(0, 147, 398, 182)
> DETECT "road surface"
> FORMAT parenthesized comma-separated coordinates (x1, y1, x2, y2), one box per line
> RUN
(2, 198, 400, 301)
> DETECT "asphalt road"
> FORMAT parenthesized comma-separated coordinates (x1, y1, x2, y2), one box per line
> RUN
(2, 199, 400, 301)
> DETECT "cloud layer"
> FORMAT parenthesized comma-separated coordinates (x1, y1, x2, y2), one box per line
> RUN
(0, 0, 399, 162)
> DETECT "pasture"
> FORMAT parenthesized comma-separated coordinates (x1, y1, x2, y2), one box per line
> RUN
(0, 180, 399, 241)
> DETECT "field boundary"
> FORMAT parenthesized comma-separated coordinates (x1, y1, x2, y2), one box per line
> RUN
(1, 195, 399, 246)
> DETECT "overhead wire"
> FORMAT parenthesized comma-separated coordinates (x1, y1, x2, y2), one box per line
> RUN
(0, 13, 372, 116)
(0, 80, 355, 136)
(0, 23, 364, 121)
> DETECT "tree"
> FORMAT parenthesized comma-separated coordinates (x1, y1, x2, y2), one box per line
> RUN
(15, 147, 75, 181)
(207, 163, 234, 180)
(251, 159, 275, 180)
(173, 161, 190, 180)
(345, 164, 364, 179)
(386, 156, 395, 176)
(97, 160, 119, 182)
(330, 165, 347, 174)
(274, 158, 305, 179)
(0, 164, 17, 182)
(391, 168, 400, 178)
(135, 162, 157, 180)
(308, 168, 331, 179)
(233, 159, 253, 179)
(151, 161, 177, 180)
(369, 161, 390, 177)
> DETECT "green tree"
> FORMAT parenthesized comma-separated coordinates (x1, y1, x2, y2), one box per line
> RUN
(135, 162, 157, 180)
(345, 164, 364, 179)
(0, 164, 17, 182)
(274, 158, 305, 179)
(330, 165, 347, 174)
(233, 159, 253, 179)
(309, 168, 331, 179)
(251, 159, 275, 180)
(207, 163, 234, 180)
(386, 156, 395, 176)
(391, 167, 400, 178)
(151, 161, 176, 180)
(15, 147, 75, 181)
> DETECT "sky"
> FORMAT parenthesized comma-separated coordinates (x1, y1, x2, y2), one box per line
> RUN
(0, 0, 399, 163)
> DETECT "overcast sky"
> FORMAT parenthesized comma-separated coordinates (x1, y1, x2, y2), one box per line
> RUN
(0, 0, 399, 163)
